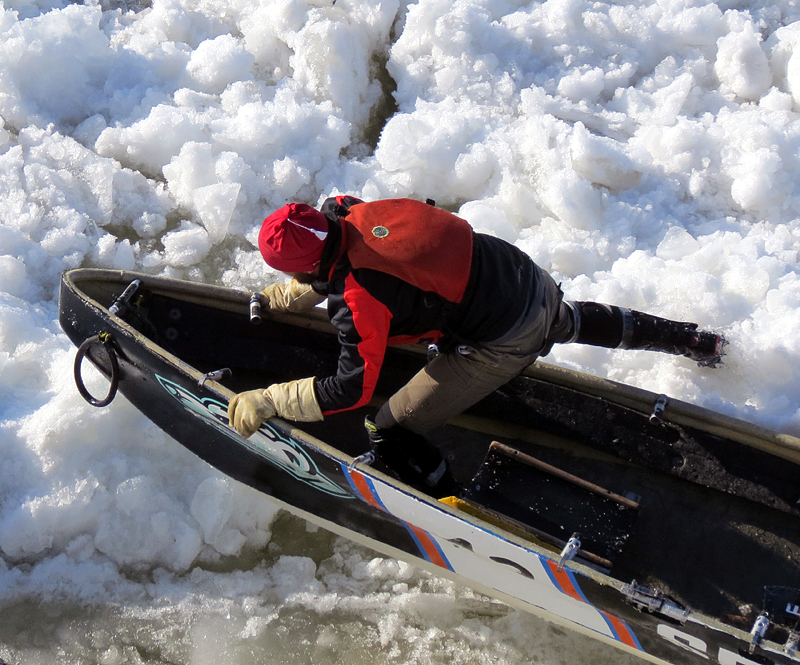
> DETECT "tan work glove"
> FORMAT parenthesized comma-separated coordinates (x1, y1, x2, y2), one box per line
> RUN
(261, 279, 325, 313)
(227, 377, 323, 438)
(227, 389, 276, 438)
(266, 377, 323, 422)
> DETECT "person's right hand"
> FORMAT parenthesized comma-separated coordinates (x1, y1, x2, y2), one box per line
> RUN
(260, 279, 324, 312)
(227, 389, 276, 438)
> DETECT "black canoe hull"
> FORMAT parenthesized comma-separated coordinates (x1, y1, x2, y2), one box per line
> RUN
(59, 269, 800, 665)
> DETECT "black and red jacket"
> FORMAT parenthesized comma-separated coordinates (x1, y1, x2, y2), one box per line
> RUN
(311, 196, 541, 416)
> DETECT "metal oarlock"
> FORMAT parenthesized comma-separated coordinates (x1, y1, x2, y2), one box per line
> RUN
(650, 394, 670, 423)
(109, 279, 140, 317)
(349, 450, 376, 471)
(749, 613, 770, 653)
(249, 293, 262, 324)
(198, 368, 232, 389)
(621, 580, 691, 623)
(786, 630, 799, 655)
(557, 533, 581, 572)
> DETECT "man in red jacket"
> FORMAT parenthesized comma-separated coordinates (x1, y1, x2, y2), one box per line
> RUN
(228, 197, 725, 495)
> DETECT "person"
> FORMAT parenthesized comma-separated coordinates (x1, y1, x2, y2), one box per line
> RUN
(227, 196, 725, 495)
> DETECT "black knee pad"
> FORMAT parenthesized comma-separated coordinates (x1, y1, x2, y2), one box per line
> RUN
(366, 417, 443, 479)
(364, 416, 457, 495)
(574, 302, 627, 349)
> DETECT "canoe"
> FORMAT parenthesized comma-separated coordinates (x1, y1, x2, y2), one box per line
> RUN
(58, 268, 800, 665)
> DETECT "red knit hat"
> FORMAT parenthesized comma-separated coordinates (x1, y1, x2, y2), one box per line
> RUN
(258, 203, 329, 272)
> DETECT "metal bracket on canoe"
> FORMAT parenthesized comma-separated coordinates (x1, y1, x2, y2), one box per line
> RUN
(198, 368, 232, 389)
(649, 394, 670, 424)
(249, 293, 262, 325)
(108, 279, 141, 317)
(786, 630, 799, 656)
(750, 613, 770, 653)
(349, 450, 376, 471)
(74, 331, 120, 407)
(557, 533, 581, 572)
(621, 580, 691, 623)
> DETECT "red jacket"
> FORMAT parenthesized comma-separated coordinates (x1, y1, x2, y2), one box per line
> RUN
(313, 197, 540, 416)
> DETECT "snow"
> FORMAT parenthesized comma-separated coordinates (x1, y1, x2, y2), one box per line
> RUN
(1, 0, 800, 661)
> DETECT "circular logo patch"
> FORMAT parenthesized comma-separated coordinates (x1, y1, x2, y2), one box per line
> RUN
(372, 226, 390, 239)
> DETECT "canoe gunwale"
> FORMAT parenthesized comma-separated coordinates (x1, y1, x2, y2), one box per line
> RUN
(62, 268, 800, 465)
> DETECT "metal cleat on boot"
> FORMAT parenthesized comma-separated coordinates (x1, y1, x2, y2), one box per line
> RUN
(683, 330, 727, 368)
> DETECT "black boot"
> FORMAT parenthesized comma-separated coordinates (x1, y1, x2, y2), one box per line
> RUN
(570, 302, 726, 367)
(364, 417, 459, 497)
(623, 310, 726, 367)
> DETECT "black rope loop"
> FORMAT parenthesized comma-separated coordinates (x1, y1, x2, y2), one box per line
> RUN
(74, 332, 120, 407)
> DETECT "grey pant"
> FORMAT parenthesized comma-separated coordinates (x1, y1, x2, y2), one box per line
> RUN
(381, 267, 572, 434)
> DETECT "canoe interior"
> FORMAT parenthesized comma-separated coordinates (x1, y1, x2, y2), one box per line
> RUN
(76, 274, 800, 635)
